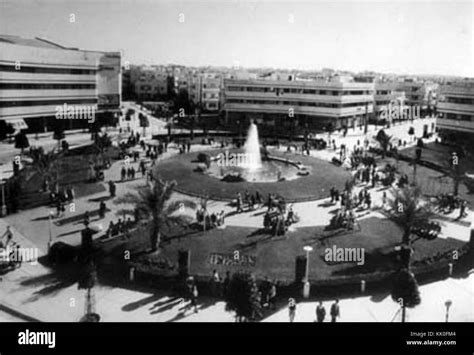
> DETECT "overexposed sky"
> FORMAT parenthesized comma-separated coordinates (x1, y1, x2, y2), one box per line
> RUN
(1, 0, 473, 76)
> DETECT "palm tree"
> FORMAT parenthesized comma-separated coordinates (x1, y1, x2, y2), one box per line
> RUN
(26, 147, 60, 191)
(114, 177, 196, 251)
(391, 268, 421, 322)
(225, 272, 260, 322)
(387, 186, 436, 248)
(387, 186, 437, 322)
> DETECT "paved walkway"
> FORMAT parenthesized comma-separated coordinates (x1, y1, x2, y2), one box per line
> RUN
(0, 116, 472, 322)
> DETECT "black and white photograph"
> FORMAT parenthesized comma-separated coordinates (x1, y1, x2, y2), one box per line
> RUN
(0, 0, 473, 352)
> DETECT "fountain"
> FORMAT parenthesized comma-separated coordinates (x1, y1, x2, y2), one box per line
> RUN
(243, 122, 262, 171)
(206, 121, 308, 183)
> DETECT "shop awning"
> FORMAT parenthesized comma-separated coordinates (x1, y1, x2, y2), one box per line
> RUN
(4, 118, 28, 131)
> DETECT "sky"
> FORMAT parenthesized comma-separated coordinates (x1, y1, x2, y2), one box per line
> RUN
(1, 0, 473, 77)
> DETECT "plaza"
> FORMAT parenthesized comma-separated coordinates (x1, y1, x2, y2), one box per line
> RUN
(0, 1, 473, 328)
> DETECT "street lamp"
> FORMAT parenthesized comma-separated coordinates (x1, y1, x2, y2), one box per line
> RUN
(0, 172, 6, 217)
(47, 210, 54, 253)
(303, 245, 313, 298)
(444, 300, 452, 322)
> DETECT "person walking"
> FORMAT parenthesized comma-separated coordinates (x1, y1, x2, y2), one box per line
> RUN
(268, 282, 277, 310)
(330, 299, 340, 322)
(0, 225, 13, 248)
(382, 191, 387, 208)
(316, 301, 326, 322)
(190, 283, 199, 313)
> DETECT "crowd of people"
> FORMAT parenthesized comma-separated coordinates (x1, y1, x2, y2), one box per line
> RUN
(196, 209, 226, 230)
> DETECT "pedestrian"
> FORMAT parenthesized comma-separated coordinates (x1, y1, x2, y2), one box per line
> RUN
(330, 187, 335, 203)
(99, 201, 106, 219)
(458, 200, 468, 219)
(121, 166, 126, 181)
(83, 211, 90, 227)
(210, 269, 220, 296)
(131, 166, 136, 180)
(255, 191, 263, 208)
(236, 193, 243, 213)
(288, 298, 296, 322)
(382, 191, 387, 208)
(127, 167, 132, 180)
(0, 225, 13, 248)
(330, 299, 340, 322)
(366, 193, 372, 209)
(191, 283, 199, 313)
(316, 301, 326, 322)
(269, 282, 277, 310)
(108, 180, 116, 197)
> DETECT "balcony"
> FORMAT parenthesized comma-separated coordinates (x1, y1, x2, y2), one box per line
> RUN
(223, 103, 373, 118)
(437, 102, 474, 114)
(436, 118, 474, 133)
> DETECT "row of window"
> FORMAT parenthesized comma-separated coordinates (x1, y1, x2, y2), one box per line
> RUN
(446, 98, 474, 105)
(226, 99, 369, 109)
(0, 83, 96, 90)
(0, 98, 98, 108)
(444, 113, 474, 122)
(0, 64, 96, 75)
(226, 86, 372, 96)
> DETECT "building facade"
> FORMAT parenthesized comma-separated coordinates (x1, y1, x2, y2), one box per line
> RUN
(436, 81, 474, 143)
(222, 76, 374, 135)
(0, 35, 121, 133)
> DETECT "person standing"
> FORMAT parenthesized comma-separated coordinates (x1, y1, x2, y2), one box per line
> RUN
(99, 201, 106, 219)
(121, 166, 126, 181)
(191, 283, 199, 313)
(330, 299, 340, 322)
(316, 301, 326, 322)
(108, 180, 116, 198)
(289, 298, 296, 322)
(236, 193, 243, 213)
(269, 282, 277, 310)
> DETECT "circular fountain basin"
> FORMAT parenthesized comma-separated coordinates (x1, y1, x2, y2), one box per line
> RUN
(206, 149, 308, 183)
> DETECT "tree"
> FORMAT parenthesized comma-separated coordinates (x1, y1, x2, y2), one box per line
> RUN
(225, 272, 260, 322)
(26, 147, 60, 191)
(375, 129, 392, 158)
(0, 120, 15, 141)
(14, 131, 29, 154)
(391, 268, 421, 322)
(113, 177, 196, 251)
(387, 186, 437, 253)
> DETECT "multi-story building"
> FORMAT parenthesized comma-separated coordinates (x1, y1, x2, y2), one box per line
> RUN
(188, 73, 222, 112)
(222, 75, 374, 134)
(436, 80, 474, 142)
(373, 81, 405, 120)
(0, 35, 121, 133)
(133, 68, 169, 101)
(396, 79, 437, 115)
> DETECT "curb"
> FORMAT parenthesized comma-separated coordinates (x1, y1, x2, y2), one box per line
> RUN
(0, 302, 42, 322)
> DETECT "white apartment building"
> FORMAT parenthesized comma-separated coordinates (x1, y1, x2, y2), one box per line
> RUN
(0, 35, 121, 133)
(188, 73, 221, 112)
(437, 80, 474, 142)
(222, 75, 374, 134)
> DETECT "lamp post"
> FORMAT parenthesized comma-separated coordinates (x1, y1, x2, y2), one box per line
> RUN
(303, 245, 313, 298)
(444, 300, 452, 322)
(0, 172, 6, 217)
(47, 210, 54, 253)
